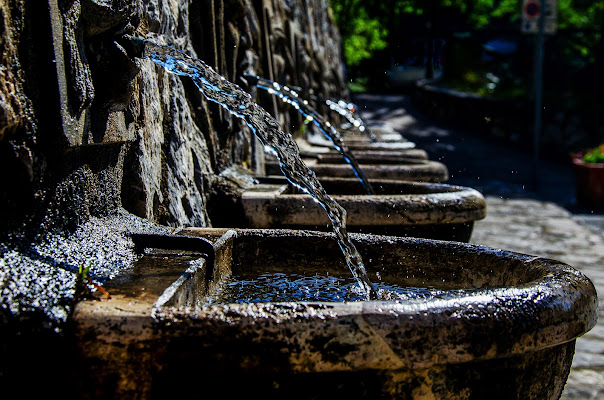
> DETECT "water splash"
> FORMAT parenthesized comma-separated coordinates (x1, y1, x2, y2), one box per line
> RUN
(130, 37, 376, 299)
(244, 75, 375, 195)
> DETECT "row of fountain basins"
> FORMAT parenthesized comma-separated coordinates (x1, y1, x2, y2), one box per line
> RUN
(73, 122, 597, 399)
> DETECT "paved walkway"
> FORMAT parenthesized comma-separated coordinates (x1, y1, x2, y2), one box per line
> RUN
(353, 93, 604, 399)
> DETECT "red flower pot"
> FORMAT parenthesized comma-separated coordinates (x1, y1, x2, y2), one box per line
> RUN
(573, 158, 604, 209)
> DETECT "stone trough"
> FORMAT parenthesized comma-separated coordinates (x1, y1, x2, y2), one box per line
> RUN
(296, 139, 428, 160)
(296, 138, 430, 161)
(235, 176, 485, 241)
(307, 133, 418, 151)
(310, 151, 429, 164)
(71, 228, 598, 400)
(338, 133, 403, 145)
(266, 158, 449, 183)
(292, 139, 428, 168)
(285, 135, 447, 183)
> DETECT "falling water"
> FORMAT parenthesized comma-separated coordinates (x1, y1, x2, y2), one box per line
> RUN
(324, 98, 378, 142)
(128, 37, 376, 299)
(244, 75, 375, 195)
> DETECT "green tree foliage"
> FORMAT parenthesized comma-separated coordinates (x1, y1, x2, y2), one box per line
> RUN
(557, 0, 604, 64)
(329, 0, 603, 68)
(329, 0, 518, 67)
(559, 0, 604, 31)
(439, 0, 518, 27)
(329, 0, 388, 66)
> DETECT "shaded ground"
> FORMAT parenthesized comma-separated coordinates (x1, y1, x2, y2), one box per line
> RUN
(353, 92, 604, 400)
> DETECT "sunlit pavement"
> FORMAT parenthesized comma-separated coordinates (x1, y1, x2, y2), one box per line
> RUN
(353, 93, 604, 399)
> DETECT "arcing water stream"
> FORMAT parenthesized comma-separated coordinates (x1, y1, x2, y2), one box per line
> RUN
(324, 98, 378, 142)
(124, 36, 376, 299)
(243, 75, 375, 195)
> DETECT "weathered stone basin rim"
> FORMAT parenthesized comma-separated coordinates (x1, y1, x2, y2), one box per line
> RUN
(338, 133, 404, 144)
(239, 177, 485, 241)
(266, 153, 449, 182)
(311, 151, 429, 163)
(295, 138, 430, 160)
(72, 228, 597, 398)
(307, 134, 417, 150)
(297, 159, 450, 182)
(304, 135, 415, 150)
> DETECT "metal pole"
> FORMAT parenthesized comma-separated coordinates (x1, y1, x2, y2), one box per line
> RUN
(533, 0, 546, 188)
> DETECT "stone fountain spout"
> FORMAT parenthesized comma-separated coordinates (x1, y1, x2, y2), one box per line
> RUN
(114, 34, 147, 60)
(241, 73, 261, 87)
(111, 37, 378, 298)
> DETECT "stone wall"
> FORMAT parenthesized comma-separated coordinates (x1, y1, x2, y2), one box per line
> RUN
(0, 0, 348, 231)
(0, 0, 348, 347)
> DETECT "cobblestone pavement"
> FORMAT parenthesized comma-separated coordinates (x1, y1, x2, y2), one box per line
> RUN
(472, 197, 604, 400)
(353, 93, 604, 399)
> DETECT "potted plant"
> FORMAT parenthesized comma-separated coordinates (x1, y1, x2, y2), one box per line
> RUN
(571, 144, 604, 209)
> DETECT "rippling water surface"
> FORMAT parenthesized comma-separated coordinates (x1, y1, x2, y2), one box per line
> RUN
(206, 272, 448, 303)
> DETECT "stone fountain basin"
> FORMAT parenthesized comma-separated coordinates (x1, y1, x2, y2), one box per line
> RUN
(266, 158, 449, 182)
(345, 136, 402, 144)
(72, 228, 598, 399)
(338, 132, 404, 144)
(240, 176, 485, 241)
(296, 138, 430, 160)
(308, 134, 418, 151)
(342, 121, 401, 140)
(312, 150, 429, 163)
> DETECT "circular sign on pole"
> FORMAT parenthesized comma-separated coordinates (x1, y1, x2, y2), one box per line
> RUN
(524, 1, 541, 19)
